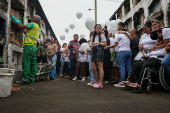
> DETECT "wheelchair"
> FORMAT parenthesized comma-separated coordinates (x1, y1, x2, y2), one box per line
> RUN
(132, 57, 170, 94)
(140, 66, 170, 94)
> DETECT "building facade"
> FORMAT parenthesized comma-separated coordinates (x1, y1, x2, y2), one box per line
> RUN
(110, 0, 170, 36)
(0, 0, 57, 66)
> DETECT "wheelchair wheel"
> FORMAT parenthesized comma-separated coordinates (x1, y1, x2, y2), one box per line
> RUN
(147, 85, 151, 94)
(159, 67, 170, 92)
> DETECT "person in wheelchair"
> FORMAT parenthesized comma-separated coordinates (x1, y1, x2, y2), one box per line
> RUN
(123, 30, 166, 88)
(138, 21, 157, 59)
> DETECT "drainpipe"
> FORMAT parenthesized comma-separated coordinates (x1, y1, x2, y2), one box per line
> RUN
(4, 0, 11, 65)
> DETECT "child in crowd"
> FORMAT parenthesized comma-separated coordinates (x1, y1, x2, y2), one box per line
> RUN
(64, 49, 70, 78)
(60, 43, 67, 76)
(73, 38, 87, 81)
(90, 24, 106, 89)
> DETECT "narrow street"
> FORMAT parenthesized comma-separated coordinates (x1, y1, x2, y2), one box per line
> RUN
(0, 75, 170, 113)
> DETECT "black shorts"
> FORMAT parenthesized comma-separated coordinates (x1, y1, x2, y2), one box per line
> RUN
(92, 45, 104, 62)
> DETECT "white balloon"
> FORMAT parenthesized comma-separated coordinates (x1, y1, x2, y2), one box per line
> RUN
(80, 34, 85, 38)
(86, 18, 92, 21)
(60, 35, 65, 41)
(112, 28, 117, 35)
(65, 28, 69, 33)
(100, 23, 105, 29)
(116, 19, 121, 25)
(107, 26, 114, 34)
(70, 23, 75, 29)
(76, 12, 83, 19)
(110, 20, 117, 28)
(105, 20, 111, 27)
(85, 19, 95, 31)
(80, 43, 89, 52)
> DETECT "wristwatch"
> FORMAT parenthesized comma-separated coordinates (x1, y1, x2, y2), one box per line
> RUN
(154, 46, 156, 50)
(123, 31, 126, 34)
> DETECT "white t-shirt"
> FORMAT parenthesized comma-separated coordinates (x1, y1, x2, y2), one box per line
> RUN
(115, 33, 131, 52)
(90, 34, 106, 46)
(162, 28, 170, 41)
(146, 48, 165, 60)
(110, 37, 115, 53)
(64, 54, 70, 62)
(78, 48, 86, 62)
(60, 48, 66, 57)
(139, 33, 157, 50)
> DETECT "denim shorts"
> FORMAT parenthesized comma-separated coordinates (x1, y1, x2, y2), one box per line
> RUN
(92, 45, 104, 62)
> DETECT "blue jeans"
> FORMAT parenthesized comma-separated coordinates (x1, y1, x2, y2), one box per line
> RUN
(117, 51, 132, 82)
(161, 52, 170, 75)
(69, 58, 76, 77)
(60, 57, 65, 74)
(89, 54, 96, 84)
(47, 54, 57, 75)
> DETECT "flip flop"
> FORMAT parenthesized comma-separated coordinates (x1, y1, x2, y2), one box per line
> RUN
(130, 83, 141, 88)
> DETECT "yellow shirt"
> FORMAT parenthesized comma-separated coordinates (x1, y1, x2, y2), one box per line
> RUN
(23, 22, 40, 47)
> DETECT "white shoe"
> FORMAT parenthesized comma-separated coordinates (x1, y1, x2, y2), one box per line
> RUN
(87, 82, 92, 86)
(72, 77, 77, 81)
(81, 77, 85, 81)
(104, 81, 109, 84)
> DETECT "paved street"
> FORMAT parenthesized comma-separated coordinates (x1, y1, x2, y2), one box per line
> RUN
(0, 75, 170, 113)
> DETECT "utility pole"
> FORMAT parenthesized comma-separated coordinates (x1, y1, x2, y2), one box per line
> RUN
(95, 0, 97, 25)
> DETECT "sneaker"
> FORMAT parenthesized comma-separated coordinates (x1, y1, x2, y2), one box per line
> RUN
(114, 82, 125, 87)
(81, 77, 85, 81)
(87, 82, 93, 86)
(104, 81, 109, 84)
(72, 77, 77, 81)
(86, 76, 91, 79)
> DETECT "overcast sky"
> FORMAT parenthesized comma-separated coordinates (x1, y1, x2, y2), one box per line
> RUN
(39, 0, 123, 45)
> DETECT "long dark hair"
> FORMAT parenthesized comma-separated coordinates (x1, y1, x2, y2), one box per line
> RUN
(62, 43, 67, 48)
(92, 24, 102, 43)
(103, 29, 110, 46)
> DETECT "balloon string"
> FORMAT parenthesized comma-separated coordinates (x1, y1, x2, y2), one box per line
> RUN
(76, 19, 80, 33)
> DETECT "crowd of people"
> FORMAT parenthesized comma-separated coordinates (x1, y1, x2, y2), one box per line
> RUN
(36, 19, 170, 89)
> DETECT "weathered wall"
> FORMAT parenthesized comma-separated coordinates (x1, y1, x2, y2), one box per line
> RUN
(113, 0, 170, 29)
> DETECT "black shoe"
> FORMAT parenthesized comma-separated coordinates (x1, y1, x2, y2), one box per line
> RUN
(77, 77, 82, 81)
(16, 80, 30, 85)
(109, 78, 114, 82)
(69, 77, 72, 80)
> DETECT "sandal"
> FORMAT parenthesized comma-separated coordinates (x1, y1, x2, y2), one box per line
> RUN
(64, 75, 69, 78)
(124, 81, 131, 85)
(130, 83, 141, 88)
(129, 83, 134, 87)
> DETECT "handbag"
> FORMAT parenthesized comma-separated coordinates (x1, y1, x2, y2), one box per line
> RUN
(134, 51, 143, 61)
